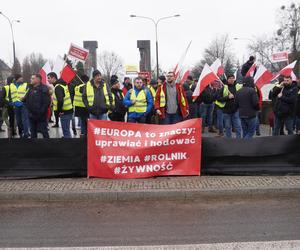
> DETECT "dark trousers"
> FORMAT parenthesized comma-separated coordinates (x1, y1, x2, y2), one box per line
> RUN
(161, 113, 182, 125)
(29, 118, 49, 138)
(128, 116, 146, 123)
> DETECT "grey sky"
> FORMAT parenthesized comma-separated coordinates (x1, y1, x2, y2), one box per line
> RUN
(0, 0, 288, 71)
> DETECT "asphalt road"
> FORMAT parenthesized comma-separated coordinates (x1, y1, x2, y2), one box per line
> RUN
(0, 193, 300, 248)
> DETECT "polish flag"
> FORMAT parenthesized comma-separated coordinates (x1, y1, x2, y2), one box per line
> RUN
(291, 72, 298, 81)
(210, 58, 224, 76)
(179, 70, 191, 85)
(234, 69, 238, 79)
(52, 55, 65, 78)
(192, 64, 219, 100)
(61, 65, 76, 84)
(39, 61, 52, 84)
(246, 63, 257, 77)
(174, 40, 192, 81)
(254, 65, 273, 89)
(272, 60, 297, 81)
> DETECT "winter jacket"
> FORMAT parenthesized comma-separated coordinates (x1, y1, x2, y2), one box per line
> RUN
(109, 88, 127, 121)
(272, 82, 298, 118)
(236, 84, 259, 118)
(23, 84, 51, 121)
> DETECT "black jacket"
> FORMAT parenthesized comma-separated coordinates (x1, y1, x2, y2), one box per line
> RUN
(272, 82, 298, 118)
(296, 89, 300, 117)
(23, 84, 51, 121)
(241, 60, 256, 77)
(217, 84, 239, 114)
(198, 85, 217, 104)
(82, 80, 114, 116)
(109, 88, 127, 121)
(236, 84, 259, 118)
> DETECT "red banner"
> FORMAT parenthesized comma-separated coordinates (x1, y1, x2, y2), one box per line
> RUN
(88, 119, 202, 179)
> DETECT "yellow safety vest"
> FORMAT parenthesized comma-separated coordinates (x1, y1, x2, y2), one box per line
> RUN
(86, 81, 114, 108)
(53, 84, 73, 111)
(215, 83, 243, 108)
(4, 85, 10, 102)
(148, 85, 156, 99)
(73, 83, 85, 108)
(128, 89, 147, 113)
(10, 82, 28, 102)
(159, 85, 186, 108)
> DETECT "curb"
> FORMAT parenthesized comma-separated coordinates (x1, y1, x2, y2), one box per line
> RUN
(1, 187, 300, 202)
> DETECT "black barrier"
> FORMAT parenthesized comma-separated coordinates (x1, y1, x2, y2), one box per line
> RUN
(0, 136, 299, 178)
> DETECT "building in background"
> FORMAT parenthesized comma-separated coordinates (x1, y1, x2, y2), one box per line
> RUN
(137, 40, 151, 73)
(0, 59, 11, 82)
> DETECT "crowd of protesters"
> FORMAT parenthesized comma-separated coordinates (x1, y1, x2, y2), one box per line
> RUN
(0, 57, 300, 139)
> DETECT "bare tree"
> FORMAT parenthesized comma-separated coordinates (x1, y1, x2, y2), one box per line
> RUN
(98, 51, 124, 83)
(191, 34, 236, 79)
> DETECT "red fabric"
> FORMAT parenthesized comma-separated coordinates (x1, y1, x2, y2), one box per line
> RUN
(246, 63, 256, 77)
(155, 83, 189, 119)
(179, 70, 191, 85)
(87, 119, 201, 179)
(61, 65, 76, 84)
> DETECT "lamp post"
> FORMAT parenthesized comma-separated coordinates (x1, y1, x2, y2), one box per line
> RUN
(130, 14, 180, 79)
(0, 11, 20, 66)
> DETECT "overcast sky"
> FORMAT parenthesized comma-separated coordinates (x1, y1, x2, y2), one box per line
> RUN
(0, 0, 289, 71)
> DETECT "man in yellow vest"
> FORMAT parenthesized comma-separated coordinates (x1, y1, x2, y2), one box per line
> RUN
(10, 74, 30, 138)
(216, 74, 242, 138)
(123, 77, 153, 123)
(82, 70, 114, 120)
(53, 78, 73, 138)
(73, 75, 89, 136)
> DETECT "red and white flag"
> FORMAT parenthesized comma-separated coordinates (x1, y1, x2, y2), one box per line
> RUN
(39, 61, 52, 84)
(246, 63, 257, 77)
(179, 70, 191, 85)
(271, 60, 297, 81)
(192, 64, 219, 100)
(52, 55, 65, 78)
(61, 65, 76, 84)
(210, 58, 224, 76)
(253, 64, 273, 89)
(174, 40, 192, 81)
(291, 72, 298, 81)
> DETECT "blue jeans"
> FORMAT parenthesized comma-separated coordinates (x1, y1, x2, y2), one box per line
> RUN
(14, 106, 30, 138)
(199, 103, 214, 128)
(223, 111, 242, 138)
(80, 116, 88, 136)
(274, 116, 294, 135)
(216, 108, 224, 134)
(128, 116, 146, 123)
(161, 113, 182, 125)
(90, 113, 107, 120)
(241, 117, 256, 139)
(60, 113, 73, 138)
(256, 113, 261, 134)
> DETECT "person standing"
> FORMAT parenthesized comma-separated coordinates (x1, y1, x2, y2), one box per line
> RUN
(216, 74, 242, 138)
(146, 79, 159, 124)
(272, 75, 298, 135)
(73, 75, 89, 136)
(23, 74, 51, 138)
(155, 71, 189, 124)
(241, 56, 256, 77)
(47, 72, 59, 128)
(122, 77, 132, 96)
(109, 77, 127, 122)
(296, 85, 300, 134)
(235, 77, 260, 139)
(82, 70, 114, 120)
(183, 76, 197, 119)
(53, 78, 73, 138)
(123, 77, 153, 123)
(10, 74, 30, 138)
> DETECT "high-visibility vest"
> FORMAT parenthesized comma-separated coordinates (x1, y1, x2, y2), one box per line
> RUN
(128, 89, 148, 113)
(159, 85, 186, 108)
(148, 85, 156, 99)
(86, 81, 114, 107)
(73, 83, 85, 108)
(4, 85, 10, 102)
(53, 84, 73, 111)
(10, 82, 28, 102)
(298, 89, 300, 94)
(215, 83, 243, 108)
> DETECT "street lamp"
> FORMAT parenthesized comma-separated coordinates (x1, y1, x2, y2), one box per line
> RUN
(130, 14, 180, 79)
(0, 11, 21, 66)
